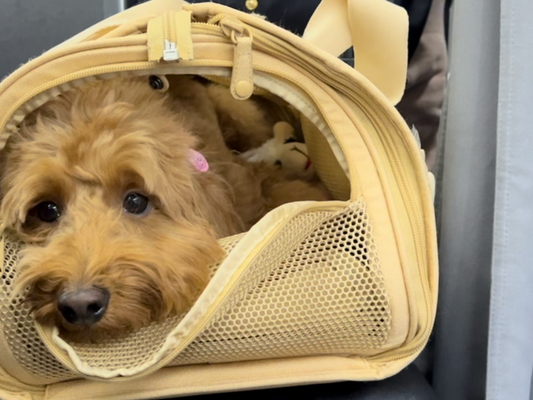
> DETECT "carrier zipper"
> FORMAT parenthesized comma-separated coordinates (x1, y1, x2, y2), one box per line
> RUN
(195, 15, 256, 99)
(155, 13, 254, 99)
(0, 378, 44, 397)
(352, 98, 432, 362)
(163, 11, 179, 61)
(147, 10, 194, 62)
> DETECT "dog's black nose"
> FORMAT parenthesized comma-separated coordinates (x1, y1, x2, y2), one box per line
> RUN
(57, 287, 110, 325)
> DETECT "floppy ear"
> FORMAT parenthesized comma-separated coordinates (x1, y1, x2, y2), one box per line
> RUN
(273, 121, 296, 143)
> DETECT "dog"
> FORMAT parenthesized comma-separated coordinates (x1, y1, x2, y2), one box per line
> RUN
(0, 75, 329, 341)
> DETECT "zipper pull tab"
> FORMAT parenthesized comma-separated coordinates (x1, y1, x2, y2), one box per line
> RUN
(147, 10, 193, 62)
(163, 39, 179, 61)
(220, 16, 254, 100)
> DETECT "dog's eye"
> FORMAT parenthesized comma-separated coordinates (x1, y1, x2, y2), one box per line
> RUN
(33, 201, 61, 223)
(123, 192, 150, 215)
(274, 160, 282, 168)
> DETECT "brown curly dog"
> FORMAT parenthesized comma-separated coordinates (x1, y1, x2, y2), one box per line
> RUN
(0, 75, 329, 341)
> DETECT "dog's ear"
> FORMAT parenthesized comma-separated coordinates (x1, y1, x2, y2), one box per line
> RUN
(0, 134, 40, 234)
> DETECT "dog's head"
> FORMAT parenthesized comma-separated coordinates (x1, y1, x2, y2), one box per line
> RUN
(0, 77, 225, 340)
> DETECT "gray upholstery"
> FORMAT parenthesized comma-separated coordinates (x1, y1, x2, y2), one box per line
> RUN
(432, 0, 533, 399)
(485, 1, 533, 399)
(0, 0, 105, 79)
(431, 0, 499, 399)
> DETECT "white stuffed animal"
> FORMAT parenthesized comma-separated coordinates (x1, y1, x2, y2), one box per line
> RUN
(241, 121, 315, 180)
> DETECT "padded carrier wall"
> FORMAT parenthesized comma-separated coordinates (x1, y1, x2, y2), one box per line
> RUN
(0, 1, 438, 399)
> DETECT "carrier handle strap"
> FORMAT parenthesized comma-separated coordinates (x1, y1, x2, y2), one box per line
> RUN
(303, 0, 408, 105)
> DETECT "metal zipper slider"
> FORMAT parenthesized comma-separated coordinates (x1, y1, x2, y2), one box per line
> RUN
(220, 16, 254, 100)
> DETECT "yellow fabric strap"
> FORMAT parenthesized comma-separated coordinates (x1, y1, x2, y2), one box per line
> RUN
(303, 0, 408, 105)
(220, 16, 255, 99)
(147, 9, 193, 62)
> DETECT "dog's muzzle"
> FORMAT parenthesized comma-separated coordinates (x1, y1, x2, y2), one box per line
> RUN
(57, 287, 109, 326)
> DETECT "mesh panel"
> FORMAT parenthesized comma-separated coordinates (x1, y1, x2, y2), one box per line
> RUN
(56, 235, 243, 372)
(0, 202, 391, 379)
(0, 235, 242, 382)
(56, 211, 335, 374)
(172, 201, 390, 365)
(0, 235, 76, 382)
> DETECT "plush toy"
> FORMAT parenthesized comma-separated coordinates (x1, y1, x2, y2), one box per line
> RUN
(241, 121, 315, 180)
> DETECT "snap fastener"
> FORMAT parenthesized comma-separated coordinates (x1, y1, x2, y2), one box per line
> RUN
(245, 0, 258, 11)
(235, 80, 253, 99)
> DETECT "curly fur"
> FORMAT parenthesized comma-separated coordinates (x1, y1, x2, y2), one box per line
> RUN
(0, 75, 329, 341)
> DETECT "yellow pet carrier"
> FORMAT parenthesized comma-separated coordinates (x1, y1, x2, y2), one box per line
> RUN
(0, 0, 437, 399)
